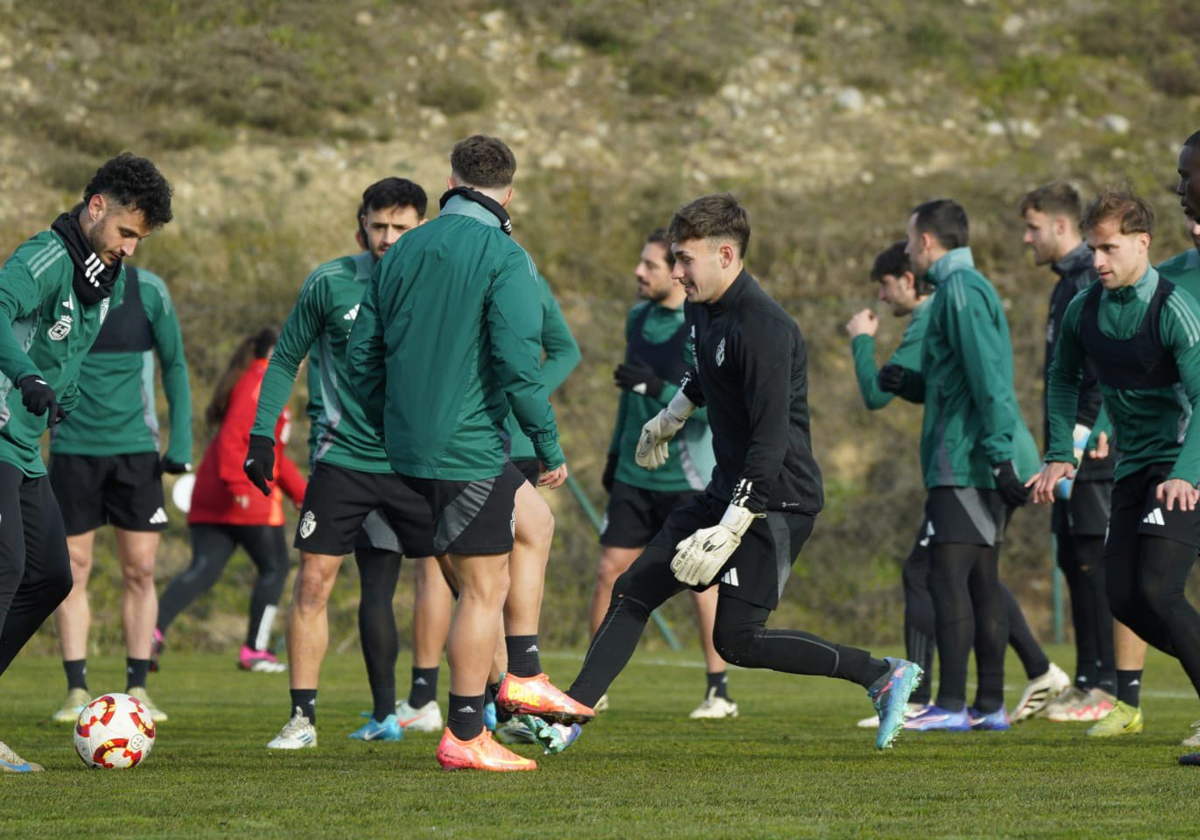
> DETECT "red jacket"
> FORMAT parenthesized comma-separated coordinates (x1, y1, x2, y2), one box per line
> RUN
(189, 358, 306, 526)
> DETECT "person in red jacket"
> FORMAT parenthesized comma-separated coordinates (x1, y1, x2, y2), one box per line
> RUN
(153, 327, 306, 674)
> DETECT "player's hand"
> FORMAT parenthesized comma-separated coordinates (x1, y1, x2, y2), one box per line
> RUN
(877, 364, 906, 394)
(613, 360, 664, 398)
(670, 504, 759, 587)
(635, 408, 687, 469)
(845, 309, 878, 339)
(538, 462, 568, 490)
(243, 434, 276, 497)
(17, 375, 64, 428)
(1156, 478, 1200, 512)
(1088, 430, 1110, 460)
(1026, 462, 1075, 505)
(157, 458, 191, 477)
(602, 451, 618, 494)
(992, 461, 1030, 508)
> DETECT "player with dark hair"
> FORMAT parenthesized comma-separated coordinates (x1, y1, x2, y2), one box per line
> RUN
(1029, 189, 1200, 764)
(246, 178, 438, 748)
(0, 152, 172, 772)
(555, 194, 921, 755)
(1020, 182, 1119, 723)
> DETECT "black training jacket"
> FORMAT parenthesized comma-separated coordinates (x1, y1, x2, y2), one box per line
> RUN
(680, 270, 823, 515)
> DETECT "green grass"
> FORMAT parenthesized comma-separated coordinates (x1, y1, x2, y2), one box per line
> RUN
(3, 646, 1200, 838)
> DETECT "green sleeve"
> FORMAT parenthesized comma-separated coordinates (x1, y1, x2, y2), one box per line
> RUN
(144, 277, 193, 465)
(0, 255, 47, 383)
(1045, 295, 1087, 463)
(347, 263, 387, 429)
(608, 390, 629, 456)
(537, 279, 581, 393)
(945, 278, 1016, 465)
(488, 249, 563, 469)
(59, 380, 80, 415)
(1161, 291, 1200, 483)
(252, 274, 327, 441)
(850, 334, 893, 410)
(1087, 404, 1112, 452)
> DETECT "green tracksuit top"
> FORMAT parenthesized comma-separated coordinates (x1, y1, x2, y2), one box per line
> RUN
(253, 252, 390, 473)
(1047, 266, 1200, 483)
(1158, 248, 1200, 300)
(609, 301, 715, 492)
(503, 274, 580, 462)
(347, 196, 564, 480)
(0, 230, 124, 476)
(50, 268, 192, 464)
(852, 293, 1040, 480)
(908, 248, 1023, 489)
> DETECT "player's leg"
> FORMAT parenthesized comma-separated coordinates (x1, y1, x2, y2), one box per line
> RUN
(112, 528, 167, 719)
(236, 524, 291, 673)
(400, 555, 450, 731)
(51, 531, 96, 721)
(688, 586, 737, 718)
(351, 545, 403, 741)
(919, 541, 978, 728)
(967, 544, 1011, 729)
(155, 524, 238, 650)
(900, 531, 935, 707)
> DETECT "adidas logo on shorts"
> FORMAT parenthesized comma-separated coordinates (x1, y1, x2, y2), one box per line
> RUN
(1142, 508, 1165, 526)
(720, 568, 740, 587)
(149, 507, 168, 525)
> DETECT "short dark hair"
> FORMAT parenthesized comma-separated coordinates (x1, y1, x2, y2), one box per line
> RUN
(911, 199, 969, 250)
(1184, 129, 1200, 149)
(83, 152, 173, 229)
(667, 194, 750, 258)
(450, 135, 516, 189)
(646, 228, 676, 267)
(358, 178, 428, 222)
(1019, 181, 1082, 222)
(871, 241, 910, 282)
(1082, 188, 1155, 237)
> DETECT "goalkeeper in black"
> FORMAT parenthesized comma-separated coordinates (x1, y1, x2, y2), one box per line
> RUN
(560, 194, 921, 751)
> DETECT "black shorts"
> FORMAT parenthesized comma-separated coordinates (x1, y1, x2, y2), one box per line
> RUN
(601, 480, 698, 549)
(511, 458, 541, 486)
(402, 462, 526, 556)
(647, 492, 814, 610)
(49, 453, 166, 535)
(1105, 462, 1200, 553)
(295, 462, 436, 557)
(1051, 480, 1113, 538)
(354, 510, 403, 555)
(924, 486, 1009, 547)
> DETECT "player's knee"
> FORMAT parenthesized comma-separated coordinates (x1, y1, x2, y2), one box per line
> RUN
(711, 614, 760, 666)
(1138, 578, 1183, 621)
(1105, 584, 1138, 627)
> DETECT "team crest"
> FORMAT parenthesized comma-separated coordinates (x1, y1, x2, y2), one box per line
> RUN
(299, 511, 317, 539)
(100, 298, 110, 322)
(48, 315, 73, 340)
(715, 338, 726, 367)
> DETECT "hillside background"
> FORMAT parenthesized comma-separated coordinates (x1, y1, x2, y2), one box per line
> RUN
(3, 0, 1198, 658)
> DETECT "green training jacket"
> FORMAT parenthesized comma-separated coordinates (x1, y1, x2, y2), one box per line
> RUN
(1047, 266, 1200, 483)
(347, 196, 563, 480)
(0, 230, 125, 476)
(253, 252, 390, 473)
(1158, 248, 1200, 300)
(51, 268, 192, 464)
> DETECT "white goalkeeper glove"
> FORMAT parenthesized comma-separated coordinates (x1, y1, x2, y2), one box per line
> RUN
(671, 504, 761, 587)
(635, 390, 696, 470)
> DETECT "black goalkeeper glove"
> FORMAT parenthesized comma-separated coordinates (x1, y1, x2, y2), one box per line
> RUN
(602, 451, 618, 494)
(877, 364, 906, 394)
(614, 360, 664, 398)
(17, 375, 65, 428)
(992, 461, 1030, 508)
(243, 434, 276, 497)
(157, 458, 192, 477)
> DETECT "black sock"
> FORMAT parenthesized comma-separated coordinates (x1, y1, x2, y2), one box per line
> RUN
(1096, 663, 1118, 696)
(861, 657, 893, 691)
(1075, 661, 1098, 692)
(125, 658, 150, 691)
(706, 671, 730, 700)
(1117, 670, 1143, 708)
(505, 635, 541, 678)
(448, 693, 485, 741)
(63, 659, 88, 692)
(409, 667, 440, 709)
(291, 689, 318, 723)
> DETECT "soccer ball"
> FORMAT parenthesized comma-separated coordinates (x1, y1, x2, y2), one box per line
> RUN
(74, 693, 156, 769)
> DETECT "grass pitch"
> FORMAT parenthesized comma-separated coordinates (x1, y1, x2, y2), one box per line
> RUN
(2, 645, 1199, 839)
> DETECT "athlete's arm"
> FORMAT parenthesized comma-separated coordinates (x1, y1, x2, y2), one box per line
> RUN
(850, 332, 895, 410)
(251, 274, 327, 442)
(945, 279, 1016, 465)
(730, 314, 796, 511)
(0, 255, 49, 383)
(1044, 294, 1088, 464)
(537, 278, 581, 393)
(145, 275, 194, 467)
(1161, 289, 1200, 484)
(346, 262, 388, 429)
(216, 370, 263, 492)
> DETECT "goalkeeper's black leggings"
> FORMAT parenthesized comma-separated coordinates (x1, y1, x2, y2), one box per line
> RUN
(567, 541, 889, 708)
(355, 547, 403, 722)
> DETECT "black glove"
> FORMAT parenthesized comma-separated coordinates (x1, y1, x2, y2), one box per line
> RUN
(877, 364, 906, 394)
(157, 458, 192, 477)
(614, 360, 664, 398)
(17, 375, 64, 428)
(243, 434, 276, 497)
(992, 461, 1030, 508)
(602, 451, 618, 494)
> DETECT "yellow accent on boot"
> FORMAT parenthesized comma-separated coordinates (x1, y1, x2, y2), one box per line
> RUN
(1086, 700, 1143, 737)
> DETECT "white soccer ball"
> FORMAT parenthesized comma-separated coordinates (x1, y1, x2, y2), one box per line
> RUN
(74, 693, 157, 769)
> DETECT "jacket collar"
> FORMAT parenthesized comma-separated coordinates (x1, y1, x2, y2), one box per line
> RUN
(924, 247, 974, 287)
(1052, 242, 1093, 278)
(439, 195, 501, 228)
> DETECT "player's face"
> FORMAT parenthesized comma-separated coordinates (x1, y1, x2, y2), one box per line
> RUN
(670, 238, 728, 304)
(904, 213, 932, 278)
(877, 272, 918, 316)
(361, 204, 422, 261)
(85, 195, 152, 266)
(1022, 209, 1062, 267)
(1177, 145, 1200, 219)
(634, 242, 675, 302)
(1087, 217, 1150, 290)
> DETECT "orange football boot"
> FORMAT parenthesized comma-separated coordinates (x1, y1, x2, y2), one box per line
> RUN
(496, 673, 595, 724)
(436, 728, 537, 771)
